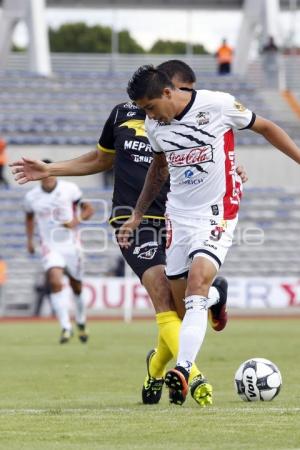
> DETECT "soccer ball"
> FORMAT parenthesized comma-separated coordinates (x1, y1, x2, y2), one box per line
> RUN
(234, 358, 282, 401)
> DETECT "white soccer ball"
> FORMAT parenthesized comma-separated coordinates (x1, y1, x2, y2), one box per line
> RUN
(234, 358, 282, 402)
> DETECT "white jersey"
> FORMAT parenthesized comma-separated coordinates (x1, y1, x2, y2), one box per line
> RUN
(146, 90, 254, 219)
(24, 180, 82, 250)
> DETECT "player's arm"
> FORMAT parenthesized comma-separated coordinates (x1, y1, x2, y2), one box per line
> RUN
(10, 149, 115, 184)
(63, 201, 95, 229)
(117, 152, 169, 248)
(47, 149, 115, 176)
(250, 116, 300, 164)
(25, 212, 35, 254)
(79, 201, 94, 221)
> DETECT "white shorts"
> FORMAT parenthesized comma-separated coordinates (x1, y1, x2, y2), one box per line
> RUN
(41, 245, 83, 281)
(165, 214, 238, 278)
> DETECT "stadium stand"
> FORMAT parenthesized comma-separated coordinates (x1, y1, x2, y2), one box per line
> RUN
(1, 54, 300, 147)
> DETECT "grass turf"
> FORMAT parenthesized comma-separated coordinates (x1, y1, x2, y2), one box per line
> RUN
(0, 318, 299, 450)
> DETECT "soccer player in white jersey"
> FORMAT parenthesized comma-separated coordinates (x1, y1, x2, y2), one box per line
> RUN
(11, 63, 247, 406)
(118, 65, 300, 405)
(24, 160, 94, 344)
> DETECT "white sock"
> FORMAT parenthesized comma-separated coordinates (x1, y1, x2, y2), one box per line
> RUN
(177, 295, 208, 373)
(50, 290, 72, 331)
(73, 293, 86, 325)
(207, 286, 220, 308)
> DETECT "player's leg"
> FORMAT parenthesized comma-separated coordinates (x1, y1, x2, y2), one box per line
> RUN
(140, 265, 174, 404)
(65, 250, 88, 343)
(141, 263, 207, 404)
(68, 275, 88, 343)
(117, 223, 176, 403)
(142, 264, 181, 375)
(116, 221, 203, 403)
(163, 216, 214, 405)
(47, 265, 73, 344)
(165, 216, 237, 405)
(170, 274, 228, 331)
(165, 257, 216, 406)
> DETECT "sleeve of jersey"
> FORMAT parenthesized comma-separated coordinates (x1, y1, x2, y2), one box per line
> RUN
(70, 183, 83, 203)
(221, 93, 256, 130)
(145, 119, 163, 154)
(97, 108, 117, 154)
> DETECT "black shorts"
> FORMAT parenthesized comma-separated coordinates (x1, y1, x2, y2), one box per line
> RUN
(114, 219, 166, 280)
(218, 62, 231, 74)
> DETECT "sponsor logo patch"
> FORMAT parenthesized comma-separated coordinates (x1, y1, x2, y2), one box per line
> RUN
(234, 100, 246, 112)
(203, 240, 217, 250)
(196, 111, 210, 125)
(133, 241, 158, 260)
(166, 146, 213, 173)
(211, 205, 219, 216)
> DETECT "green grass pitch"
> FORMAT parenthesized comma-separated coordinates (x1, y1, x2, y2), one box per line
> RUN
(0, 318, 299, 450)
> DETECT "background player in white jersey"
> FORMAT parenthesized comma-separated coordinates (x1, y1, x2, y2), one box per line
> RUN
(119, 65, 300, 405)
(24, 160, 94, 344)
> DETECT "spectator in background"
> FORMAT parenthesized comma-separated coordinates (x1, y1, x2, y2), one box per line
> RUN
(216, 38, 233, 75)
(0, 138, 9, 188)
(0, 257, 7, 313)
(261, 36, 279, 89)
(262, 36, 279, 53)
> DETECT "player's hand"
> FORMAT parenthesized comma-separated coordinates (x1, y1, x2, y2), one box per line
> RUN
(27, 241, 35, 254)
(9, 157, 50, 184)
(236, 165, 248, 184)
(117, 212, 142, 248)
(63, 218, 80, 229)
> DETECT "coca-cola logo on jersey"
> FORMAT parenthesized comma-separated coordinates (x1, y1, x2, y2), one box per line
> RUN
(167, 145, 214, 167)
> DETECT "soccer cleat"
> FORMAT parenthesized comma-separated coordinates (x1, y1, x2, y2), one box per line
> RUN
(77, 323, 89, 343)
(142, 349, 164, 404)
(165, 366, 189, 405)
(190, 374, 213, 407)
(59, 328, 73, 344)
(209, 276, 228, 331)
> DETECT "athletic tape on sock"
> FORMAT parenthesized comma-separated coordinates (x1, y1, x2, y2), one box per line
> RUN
(184, 295, 208, 312)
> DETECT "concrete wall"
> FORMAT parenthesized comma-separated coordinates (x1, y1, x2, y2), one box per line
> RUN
(236, 145, 300, 189)
(4, 144, 300, 189)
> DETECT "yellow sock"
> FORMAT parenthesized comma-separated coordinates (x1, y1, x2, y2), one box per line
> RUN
(149, 334, 172, 378)
(149, 311, 202, 381)
(189, 364, 202, 382)
(149, 311, 177, 378)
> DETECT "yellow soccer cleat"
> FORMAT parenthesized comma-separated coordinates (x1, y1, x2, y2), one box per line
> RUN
(142, 349, 164, 404)
(190, 374, 213, 407)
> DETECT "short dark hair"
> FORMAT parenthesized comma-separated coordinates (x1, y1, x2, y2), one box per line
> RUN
(42, 158, 52, 164)
(127, 65, 174, 102)
(157, 60, 196, 84)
